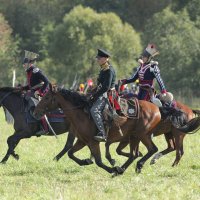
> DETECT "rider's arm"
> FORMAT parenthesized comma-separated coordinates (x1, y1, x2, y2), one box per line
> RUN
(122, 66, 140, 84)
(93, 69, 113, 100)
(151, 64, 166, 93)
(33, 68, 49, 95)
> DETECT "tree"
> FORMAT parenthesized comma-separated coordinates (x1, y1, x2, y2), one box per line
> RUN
(40, 5, 142, 85)
(0, 13, 19, 86)
(143, 8, 200, 95)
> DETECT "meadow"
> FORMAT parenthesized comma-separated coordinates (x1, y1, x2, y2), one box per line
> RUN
(0, 109, 199, 200)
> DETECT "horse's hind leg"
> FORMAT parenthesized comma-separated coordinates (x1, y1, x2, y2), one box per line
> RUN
(68, 139, 93, 166)
(54, 132, 75, 161)
(172, 133, 185, 167)
(150, 132, 175, 165)
(136, 137, 158, 173)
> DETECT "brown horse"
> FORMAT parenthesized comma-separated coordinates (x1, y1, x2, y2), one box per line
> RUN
(107, 101, 200, 168)
(34, 86, 200, 175)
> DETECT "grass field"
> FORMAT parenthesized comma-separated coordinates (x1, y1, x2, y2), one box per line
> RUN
(0, 109, 199, 200)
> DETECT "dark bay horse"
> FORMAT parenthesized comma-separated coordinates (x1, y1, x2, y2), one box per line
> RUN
(108, 101, 200, 168)
(0, 87, 75, 163)
(34, 86, 199, 174)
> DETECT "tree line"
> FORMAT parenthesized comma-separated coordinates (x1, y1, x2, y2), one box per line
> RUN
(0, 0, 199, 97)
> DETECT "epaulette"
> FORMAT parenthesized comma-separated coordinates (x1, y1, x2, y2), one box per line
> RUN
(33, 68, 40, 73)
(150, 60, 158, 66)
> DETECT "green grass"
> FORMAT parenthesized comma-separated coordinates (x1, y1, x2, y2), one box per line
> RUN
(0, 108, 199, 200)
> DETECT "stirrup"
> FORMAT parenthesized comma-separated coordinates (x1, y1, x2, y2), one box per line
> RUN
(35, 129, 48, 136)
(94, 133, 107, 142)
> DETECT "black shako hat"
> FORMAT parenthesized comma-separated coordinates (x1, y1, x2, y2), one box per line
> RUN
(96, 49, 111, 58)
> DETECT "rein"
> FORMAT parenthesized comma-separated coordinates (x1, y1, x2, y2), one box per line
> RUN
(0, 92, 13, 106)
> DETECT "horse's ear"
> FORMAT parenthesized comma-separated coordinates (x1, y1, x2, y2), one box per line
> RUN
(52, 84, 58, 92)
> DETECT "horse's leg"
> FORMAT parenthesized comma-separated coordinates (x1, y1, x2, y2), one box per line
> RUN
(115, 137, 140, 175)
(89, 142, 121, 174)
(116, 140, 143, 158)
(105, 142, 116, 166)
(150, 132, 175, 165)
(172, 133, 185, 167)
(54, 132, 75, 161)
(68, 139, 94, 166)
(0, 132, 31, 164)
(136, 136, 158, 173)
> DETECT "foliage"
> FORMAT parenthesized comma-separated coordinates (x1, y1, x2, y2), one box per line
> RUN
(0, 13, 19, 86)
(143, 8, 200, 95)
(40, 5, 141, 85)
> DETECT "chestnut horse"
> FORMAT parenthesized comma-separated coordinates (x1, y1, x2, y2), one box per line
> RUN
(34, 86, 199, 175)
(107, 101, 200, 167)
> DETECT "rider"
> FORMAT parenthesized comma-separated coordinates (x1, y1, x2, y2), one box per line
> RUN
(21, 50, 50, 135)
(121, 43, 167, 103)
(89, 49, 116, 142)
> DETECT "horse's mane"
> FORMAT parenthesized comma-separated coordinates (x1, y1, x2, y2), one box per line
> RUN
(0, 87, 22, 96)
(59, 88, 89, 107)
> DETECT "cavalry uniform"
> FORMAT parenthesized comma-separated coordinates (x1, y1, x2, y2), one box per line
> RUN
(122, 44, 167, 101)
(123, 60, 166, 101)
(22, 50, 50, 135)
(23, 65, 49, 97)
(90, 49, 116, 142)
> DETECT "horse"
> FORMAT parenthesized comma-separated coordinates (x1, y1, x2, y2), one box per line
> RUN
(34, 85, 199, 175)
(0, 87, 75, 163)
(106, 101, 200, 168)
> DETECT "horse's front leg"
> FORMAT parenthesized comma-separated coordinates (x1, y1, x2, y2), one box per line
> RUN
(112, 136, 140, 176)
(68, 139, 94, 166)
(0, 132, 27, 164)
(89, 142, 122, 175)
(54, 132, 75, 161)
(105, 142, 116, 166)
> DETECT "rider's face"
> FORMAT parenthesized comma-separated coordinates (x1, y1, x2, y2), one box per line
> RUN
(142, 56, 148, 63)
(96, 57, 108, 65)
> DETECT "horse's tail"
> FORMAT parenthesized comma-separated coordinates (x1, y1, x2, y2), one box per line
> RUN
(174, 116, 200, 134)
(159, 107, 200, 134)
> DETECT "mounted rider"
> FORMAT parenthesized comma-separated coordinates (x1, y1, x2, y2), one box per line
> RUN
(89, 49, 117, 142)
(22, 50, 49, 98)
(21, 50, 50, 135)
(121, 43, 171, 106)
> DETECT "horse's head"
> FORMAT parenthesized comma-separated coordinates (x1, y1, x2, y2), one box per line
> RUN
(34, 84, 60, 119)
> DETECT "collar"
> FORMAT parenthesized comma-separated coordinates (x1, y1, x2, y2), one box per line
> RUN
(100, 62, 110, 71)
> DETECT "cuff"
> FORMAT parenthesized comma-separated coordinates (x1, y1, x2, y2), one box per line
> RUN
(161, 89, 167, 94)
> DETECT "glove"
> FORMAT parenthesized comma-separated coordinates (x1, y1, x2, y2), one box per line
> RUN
(120, 79, 127, 85)
(34, 91, 40, 98)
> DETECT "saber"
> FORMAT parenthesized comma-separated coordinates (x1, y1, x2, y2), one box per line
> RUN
(44, 114, 58, 139)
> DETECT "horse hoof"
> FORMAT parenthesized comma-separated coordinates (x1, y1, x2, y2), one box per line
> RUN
(150, 159, 156, 165)
(14, 154, 19, 160)
(84, 159, 93, 165)
(135, 167, 141, 173)
(110, 159, 116, 166)
(114, 166, 124, 175)
(53, 156, 59, 161)
(0, 161, 6, 164)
